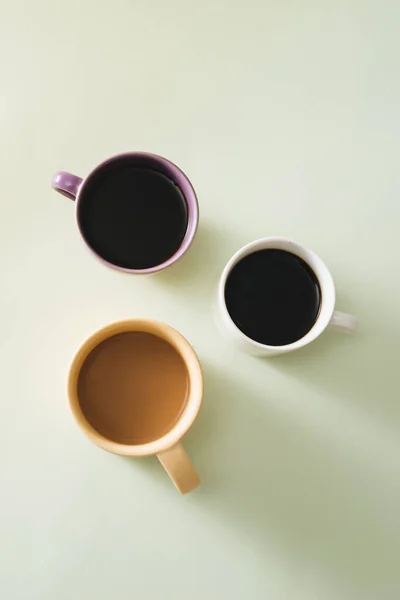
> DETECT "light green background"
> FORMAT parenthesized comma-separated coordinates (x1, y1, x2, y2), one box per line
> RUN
(1, 1, 399, 599)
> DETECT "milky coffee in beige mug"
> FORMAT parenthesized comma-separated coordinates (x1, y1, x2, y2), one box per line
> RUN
(68, 320, 203, 494)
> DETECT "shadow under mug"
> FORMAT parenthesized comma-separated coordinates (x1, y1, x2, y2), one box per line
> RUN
(51, 152, 199, 274)
(216, 237, 357, 356)
(68, 319, 203, 494)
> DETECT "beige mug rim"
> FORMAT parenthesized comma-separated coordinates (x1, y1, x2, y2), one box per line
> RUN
(68, 319, 203, 457)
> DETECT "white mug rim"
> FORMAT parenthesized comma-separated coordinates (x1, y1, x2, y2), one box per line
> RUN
(218, 237, 336, 352)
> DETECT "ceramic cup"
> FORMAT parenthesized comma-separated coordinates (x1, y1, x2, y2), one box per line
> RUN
(68, 319, 203, 494)
(51, 152, 199, 274)
(217, 237, 357, 356)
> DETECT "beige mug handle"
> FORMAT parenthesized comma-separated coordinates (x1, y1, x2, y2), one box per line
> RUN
(157, 443, 200, 494)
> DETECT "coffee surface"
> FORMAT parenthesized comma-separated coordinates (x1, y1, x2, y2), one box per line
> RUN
(78, 163, 188, 269)
(78, 332, 189, 444)
(224, 249, 321, 346)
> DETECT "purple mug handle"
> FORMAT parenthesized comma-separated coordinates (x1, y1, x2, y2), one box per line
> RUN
(52, 171, 83, 200)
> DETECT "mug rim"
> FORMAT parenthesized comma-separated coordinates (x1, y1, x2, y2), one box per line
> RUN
(68, 319, 203, 456)
(218, 237, 336, 352)
(75, 152, 199, 274)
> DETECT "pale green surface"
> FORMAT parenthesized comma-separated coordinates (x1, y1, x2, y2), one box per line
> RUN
(0, 1, 399, 599)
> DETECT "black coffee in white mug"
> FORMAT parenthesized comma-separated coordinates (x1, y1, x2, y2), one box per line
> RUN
(217, 238, 357, 356)
(225, 249, 321, 346)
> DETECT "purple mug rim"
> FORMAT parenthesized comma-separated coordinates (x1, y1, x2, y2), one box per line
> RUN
(74, 152, 199, 274)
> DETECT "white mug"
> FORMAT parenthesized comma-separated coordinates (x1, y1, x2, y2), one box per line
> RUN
(216, 238, 357, 356)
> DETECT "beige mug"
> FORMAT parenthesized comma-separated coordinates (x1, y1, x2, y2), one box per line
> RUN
(68, 319, 203, 494)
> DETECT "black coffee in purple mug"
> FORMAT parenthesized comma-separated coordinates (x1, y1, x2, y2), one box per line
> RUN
(52, 152, 199, 274)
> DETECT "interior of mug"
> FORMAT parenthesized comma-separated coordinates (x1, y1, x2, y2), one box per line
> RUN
(220, 238, 336, 351)
(76, 153, 199, 273)
(68, 320, 203, 456)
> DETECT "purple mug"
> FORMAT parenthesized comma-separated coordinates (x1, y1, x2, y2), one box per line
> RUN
(51, 152, 199, 274)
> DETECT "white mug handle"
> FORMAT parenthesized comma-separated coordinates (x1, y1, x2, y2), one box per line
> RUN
(329, 311, 357, 333)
